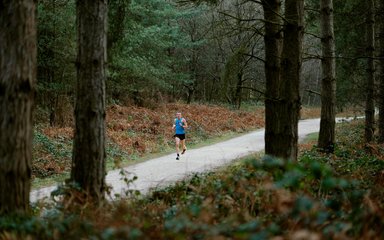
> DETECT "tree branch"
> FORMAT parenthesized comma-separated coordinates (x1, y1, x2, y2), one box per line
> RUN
(305, 31, 322, 39)
(304, 7, 321, 13)
(242, 53, 265, 63)
(218, 11, 264, 22)
(239, 86, 265, 95)
(302, 53, 322, 61)
(305, 89, 321, 96)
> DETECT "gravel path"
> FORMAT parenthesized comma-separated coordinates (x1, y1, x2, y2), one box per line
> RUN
(30, 118, 335, 202)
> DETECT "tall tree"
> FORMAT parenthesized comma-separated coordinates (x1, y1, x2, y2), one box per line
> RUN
(107, 0, 194, 104)
(278, 0, 304, 160)
(71, 0, 107, 202)
(263, 0, 283, 158)
(318, 0, 336, 152)
(336, 1, 367, 110)
(378, 0, 384, 143)
(108, 0, 127, 53)
(263, 0, 304, 161)
(365, 0, 375, 143)
(0, 0, 37, 214)
(37, 0, 76, 127)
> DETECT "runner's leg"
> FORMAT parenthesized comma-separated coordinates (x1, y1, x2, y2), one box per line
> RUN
(181, 139, 187, 154)
(175, 137, 180, 155)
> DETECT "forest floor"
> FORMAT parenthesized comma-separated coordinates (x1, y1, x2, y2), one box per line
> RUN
(7, 108, 384, 239)
(32, 103, 330, 187)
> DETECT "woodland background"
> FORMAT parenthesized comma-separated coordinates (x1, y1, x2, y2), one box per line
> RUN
(1, 0, 384, 239)
(37, 0, 368, 122)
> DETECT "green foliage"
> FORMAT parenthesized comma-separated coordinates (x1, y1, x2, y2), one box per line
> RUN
(221, 46, 244, 104)
(33, 129, 72, 178)
(32, 127, 130, 180)
(37, 0, 76, 101)
(333, 0, 367, 109)
(108, 0, 203, 103)
(148, 153, 380, 238)
(304, 0, 368, 109)
(146, 121, 384, 238)
(34, 131, 71, 159)
(0, 212, 95, 240)
(35, 0, 210, 107)
(106, 141, 130, 169)
(5, 119, 384, 239)
(37, 0, 76, 72)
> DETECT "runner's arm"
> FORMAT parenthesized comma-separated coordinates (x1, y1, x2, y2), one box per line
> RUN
(182, 119, 188, 128)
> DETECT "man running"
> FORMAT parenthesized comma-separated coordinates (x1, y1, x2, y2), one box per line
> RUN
(172, 112, 188, 160)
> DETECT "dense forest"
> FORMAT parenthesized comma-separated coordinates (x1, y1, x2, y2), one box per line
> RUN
(32, 0, 379, 110)
(1, 0, 384, 238)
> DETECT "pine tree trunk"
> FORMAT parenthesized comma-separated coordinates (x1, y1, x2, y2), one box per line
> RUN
(378, 1, 384, 143)
(278, 0, 304, 161)
(0, 0, 36, 214)
(263, 0, 304, 161)
(318, 0, 337, 152)
(235, 71, 243, 109)
(71, 0, 107, 202)
(365, 0, 375, 143)
(263, 0, 283, 158)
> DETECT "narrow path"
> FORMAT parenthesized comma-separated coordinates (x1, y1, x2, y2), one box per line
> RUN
(31, 118, 332, 202)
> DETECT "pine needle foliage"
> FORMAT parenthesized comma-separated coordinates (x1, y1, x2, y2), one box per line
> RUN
(108, 0, 205, 102)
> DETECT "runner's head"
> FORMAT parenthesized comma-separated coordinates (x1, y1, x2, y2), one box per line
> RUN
(176, 112, 182, 119)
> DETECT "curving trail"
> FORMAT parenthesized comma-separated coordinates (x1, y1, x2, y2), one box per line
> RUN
(30, 117, 355, 202)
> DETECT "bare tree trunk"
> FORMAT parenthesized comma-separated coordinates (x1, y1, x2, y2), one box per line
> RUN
(186, 84, 195, 104)
(263, 0, 304, 161)
(235, 71, 243, 109)
(71, 0, 107, 202)
(0, 0, 36, 214)
(318, 0, 337, 152)
(263, 0, 283, 158)
(278, 0, 304, 161)
(378, 1, 384, 143)
(365, 0, 375, 143)
(187, 48, 197, 104)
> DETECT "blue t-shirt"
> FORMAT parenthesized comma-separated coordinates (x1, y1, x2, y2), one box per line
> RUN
(175, 118, 185, 134)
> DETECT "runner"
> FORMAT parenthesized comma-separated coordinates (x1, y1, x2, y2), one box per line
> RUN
(172, 112, 188, 160)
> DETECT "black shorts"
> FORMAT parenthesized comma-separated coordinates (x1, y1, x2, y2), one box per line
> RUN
(174, 134, 186, 140)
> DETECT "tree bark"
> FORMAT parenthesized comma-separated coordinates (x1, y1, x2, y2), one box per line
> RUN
(263, 0, 304, 161)
(0, 0, 36, 214)
(235, 71, 243, 109)
(318, 0, 337, 152)
(71, 0, 107, 202)
(365, 0, 375, 143)
(378, 1, 384, 143)
(278, 0, 304, 161)
(262, 0, 283, 158)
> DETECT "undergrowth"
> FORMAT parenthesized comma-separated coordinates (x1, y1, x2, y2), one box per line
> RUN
(32, 103, 266, 182)
(31, 103, 326, 183)
(2, 119, 384, 239)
